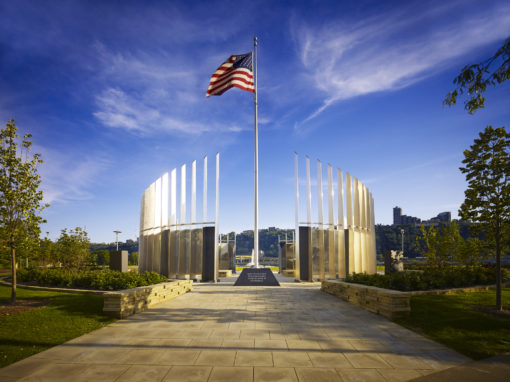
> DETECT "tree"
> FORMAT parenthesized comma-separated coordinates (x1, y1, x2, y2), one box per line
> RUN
(416, 221, 464, 268)
(457, 237, 486, 266)
(444, 37, 509, 114)
(459, 126, 510, 311)
(0, 119, 48, 303)
(38, 234, 54, 266)
(129, 251, 139, 266)
(54, 227, 90, 268)
(91, 249, 110, 265)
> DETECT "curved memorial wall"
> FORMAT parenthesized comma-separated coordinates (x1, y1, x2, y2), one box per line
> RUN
(294, 154, 377, 281)
(139, 154, 220, 281)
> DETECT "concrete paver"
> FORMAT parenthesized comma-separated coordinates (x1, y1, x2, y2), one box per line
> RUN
(161, 366, 211, 382)
(115, 365, 171, 382)
(295, 367, 342, 382)
(254, 367, 297, 382)
(0, 275, 474, 381)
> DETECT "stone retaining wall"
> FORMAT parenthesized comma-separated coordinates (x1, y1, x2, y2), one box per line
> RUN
(321, 280, 410, 320)
(103, 280, 193, 318)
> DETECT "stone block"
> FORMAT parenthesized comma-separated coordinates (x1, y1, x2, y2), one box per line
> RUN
(218, 269, 232, 278)
(282, 269, 295, 278)
(110, 250, 129, 272)
(321, 280, 410, 320)
(103, 280, 193, 318)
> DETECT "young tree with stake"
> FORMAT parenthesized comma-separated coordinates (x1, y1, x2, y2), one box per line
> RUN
(0, 119, 48, 303)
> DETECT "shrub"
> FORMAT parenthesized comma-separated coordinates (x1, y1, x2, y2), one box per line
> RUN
(17, 268, 168, 290)
(345, 266, 509, 291)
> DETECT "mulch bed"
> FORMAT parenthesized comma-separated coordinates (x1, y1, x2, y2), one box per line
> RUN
(470, 305, 510, 320)
(0, 299, 50, 316)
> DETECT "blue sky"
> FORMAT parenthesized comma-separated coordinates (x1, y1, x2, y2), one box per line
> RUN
(1, 0, 509, 243)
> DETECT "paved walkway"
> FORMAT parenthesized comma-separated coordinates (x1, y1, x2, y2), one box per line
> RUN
(0, 275, 470, 381)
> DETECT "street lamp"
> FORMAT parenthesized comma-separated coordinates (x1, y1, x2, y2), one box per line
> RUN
(114, 230, 121, 251)
(400, 229, 405, 254)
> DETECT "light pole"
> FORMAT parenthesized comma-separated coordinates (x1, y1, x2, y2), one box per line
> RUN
(114, 230, 121, 251)
(400, 229, 405, 254)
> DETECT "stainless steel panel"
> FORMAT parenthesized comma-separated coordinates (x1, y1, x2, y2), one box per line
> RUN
(191, 160, 196, 223)
(327, 228, 335, 279)
(335, 228, 346, 278)
(311, 227, 321, 279)
(170, 169, 177, 226)
(153, 232, 161, 274)
(317, 160, 323, 226)
(169, 230, 178, 277)
(337, 169, 344, 229)
(180, 164, 186, 224)
(190, 228, 203, 275)
(178, 229, 191, 276)
(346, 173, 353, 228)
(162, 173, 169, 229)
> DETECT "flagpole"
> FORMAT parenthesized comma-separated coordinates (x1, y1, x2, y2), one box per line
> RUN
(253, 36, 259, 268)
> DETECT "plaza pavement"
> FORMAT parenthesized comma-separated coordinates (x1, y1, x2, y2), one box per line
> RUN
(0, 274, 471, 382)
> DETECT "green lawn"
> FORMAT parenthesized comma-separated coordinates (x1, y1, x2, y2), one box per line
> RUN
(0, 285, 116, 368)
(396, 287, 510, 360)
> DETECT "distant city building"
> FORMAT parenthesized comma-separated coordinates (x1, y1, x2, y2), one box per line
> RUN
(392, 207, 451, 227)
(437, 212, 451, 222)
(393, 206, 402, 225)
(400, 215, 421, 225)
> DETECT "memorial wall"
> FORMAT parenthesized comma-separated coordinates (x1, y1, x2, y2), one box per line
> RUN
(139, 154, 220, 281)
(139, 152, 374, 283)
(294, 154, 377, 281)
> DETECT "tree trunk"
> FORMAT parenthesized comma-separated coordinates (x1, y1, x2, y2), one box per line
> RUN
(10, 236, 16, 305)
(496, 238, 502, 311)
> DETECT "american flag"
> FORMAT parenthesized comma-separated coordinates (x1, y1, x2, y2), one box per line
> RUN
(206, 52, 254, 97)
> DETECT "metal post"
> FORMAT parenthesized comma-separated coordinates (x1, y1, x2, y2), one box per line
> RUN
(253, 36, 259, 268)
(114, 230, 121, 251)
(214, 153, 220, 282)
(203, 156, 207, 222)
(294, 152, 300, 278)
(401, 229, 404, 254)
(306, 156, 311, 224)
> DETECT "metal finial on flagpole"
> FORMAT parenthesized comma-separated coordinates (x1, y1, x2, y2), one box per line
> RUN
(253, 36, 259, 268)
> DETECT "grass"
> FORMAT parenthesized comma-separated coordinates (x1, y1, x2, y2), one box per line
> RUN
(395, 287, 510, 360)
(0, 285, 116, 368)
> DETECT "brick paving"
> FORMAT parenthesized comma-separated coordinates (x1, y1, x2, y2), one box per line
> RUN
(0, 275, 470, 381)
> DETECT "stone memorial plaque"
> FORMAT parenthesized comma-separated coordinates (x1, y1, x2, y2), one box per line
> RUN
(234, 268, 280, 286)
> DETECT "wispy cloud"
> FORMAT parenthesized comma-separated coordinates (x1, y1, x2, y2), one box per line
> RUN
(91, 41, 251, 136)
(292, 1, 510, 124)
(93, 88, 245, 135)
(362, 154, 460, 185)
(37, 146, 112, 204)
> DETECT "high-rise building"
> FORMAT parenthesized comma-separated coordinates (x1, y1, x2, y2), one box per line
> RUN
(393, 207, 452, 226)
(437, 212, 451, 223)
(393, 206, 402, 226)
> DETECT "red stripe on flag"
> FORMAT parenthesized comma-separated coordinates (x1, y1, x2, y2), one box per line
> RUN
(208, 83, 255, 97)
(206, 54, 254, 97)
(207, 77, 254, 96)
(208, 71, 254, 92)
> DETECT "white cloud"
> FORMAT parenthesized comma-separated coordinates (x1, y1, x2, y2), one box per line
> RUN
(91, 43, 250, 136)
(293, 1, 510, 123)
(36, 146, 111, 204)
(93, 88, 245, 135)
